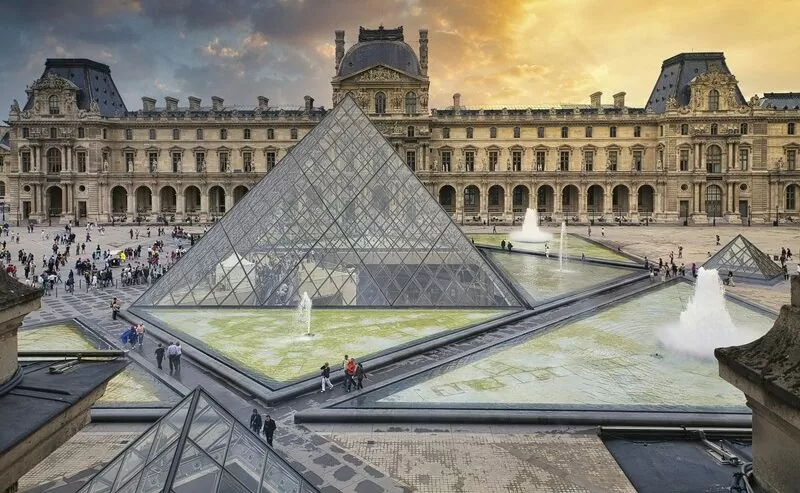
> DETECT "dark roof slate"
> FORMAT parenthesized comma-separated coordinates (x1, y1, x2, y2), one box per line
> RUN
(759, 92, 800, 110)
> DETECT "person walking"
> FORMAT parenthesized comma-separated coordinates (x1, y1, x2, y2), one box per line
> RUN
(263, 415, 276, 446)
(320, 362, 334, 392)
(716, 234, 720, 246)
(345, 358, 357, 392)
(167, 341, 178, 373)
(155, 343, 165, 370)
(110, 297, 121, 320)
(355, 362, 367, 390)
(601, 226, 605, 237)
(135, 323, 145, 348)
(174, 342, 182, 371)
(250, 409, 263, 435)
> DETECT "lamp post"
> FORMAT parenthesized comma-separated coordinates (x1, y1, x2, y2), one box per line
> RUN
(748, 204, 751, 227)
(776, 204, 780, 226)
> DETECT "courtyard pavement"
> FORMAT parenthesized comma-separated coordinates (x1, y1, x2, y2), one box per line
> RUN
(9, 222, 794, 492)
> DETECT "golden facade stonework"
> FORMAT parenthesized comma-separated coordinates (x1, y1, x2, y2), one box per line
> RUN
(1, 31, 799, 226)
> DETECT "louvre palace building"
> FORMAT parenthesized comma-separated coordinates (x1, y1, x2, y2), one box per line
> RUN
(1, 25, 800, 226)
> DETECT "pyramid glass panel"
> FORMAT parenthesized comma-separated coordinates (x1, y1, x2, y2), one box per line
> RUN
(80, 389, 319, 493)
(134, 95, 519, 308)
(704, 234, 783, 282)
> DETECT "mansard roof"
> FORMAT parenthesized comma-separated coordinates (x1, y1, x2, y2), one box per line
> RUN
(645, 52, 746, 113)
(759, 92, 800, 110)
(432, 105, 647, 118)
(125, 104, 327, 119)
(24, 58, 128, 117)
(338, 26, 421, 79)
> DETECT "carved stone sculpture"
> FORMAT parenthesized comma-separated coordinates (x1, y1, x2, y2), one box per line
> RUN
(103, 160, 109, 172)
(90, 100, 100, 113)
(10, 99, 20, 114)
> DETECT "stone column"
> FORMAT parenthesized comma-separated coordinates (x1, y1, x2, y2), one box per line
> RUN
(66, 147, 72, 172)
(455, 184, 464, 220)
(127, 188, 135, 218)
(200, 188, 209, 218)
(479, 184, 488, 221)
(177, 192, 185, 216)
(151, 191, 160, 215)
(224, 189, 233, 214)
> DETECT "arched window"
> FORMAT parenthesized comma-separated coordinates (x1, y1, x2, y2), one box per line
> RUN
(740, 123, 748, 135)
(680, 124, 688, 135)
(404, 92, 417, 114)
(48, 95, 59, 115)
(711, 123, 718, 135)
(47, 148, 62, 173)
(489, 127, 497, 138)
(706, 145, 722, 173)
(220, 128, 228, 140)
(375, 92, 386, 114)
(708, 90, 720, 111)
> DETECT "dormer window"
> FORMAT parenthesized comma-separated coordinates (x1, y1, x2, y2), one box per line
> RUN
(708, 90, 719, 111)
(48, 95, 59, 115)
(375, 92, 386, 114)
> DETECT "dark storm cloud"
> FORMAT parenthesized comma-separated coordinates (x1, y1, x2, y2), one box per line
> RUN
(137, 0, 256, 30)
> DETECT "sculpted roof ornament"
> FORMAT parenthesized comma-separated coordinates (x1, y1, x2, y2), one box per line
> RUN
(356, 66, 401, 81)
(358, 26, 404, 42)
(30, 72, 79, 91)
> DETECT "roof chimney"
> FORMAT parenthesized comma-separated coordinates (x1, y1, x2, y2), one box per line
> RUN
(164, 97, 178, 111)
(258, 96, 269, 110)
(141, 97, 156, 112)
(453, 93, 461, 112)
(335, 30, 345, 73)
(590, 91, 602, 108)
(188, 96, 201, 111)
(613, 92, 626, 108)
(211, 96, 224, 111)
(304, 95, 314, 114)
(419, 29, 429, 76)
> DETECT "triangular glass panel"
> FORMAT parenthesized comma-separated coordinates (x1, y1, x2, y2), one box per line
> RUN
(133, 95, 520, 308)
(171, 441, 221, 493)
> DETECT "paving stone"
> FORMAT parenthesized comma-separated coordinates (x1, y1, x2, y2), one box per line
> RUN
(363, 465, 385, 479)
(333, 465, 356, 482)
(312, 453, 341, 468)
(354, 480, 384, 493)
(342, 453, 364, 466)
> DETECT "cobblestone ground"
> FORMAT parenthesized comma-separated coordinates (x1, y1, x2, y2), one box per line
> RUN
(467, 224, 799, 312)
(18, 427, 145, 492)
(326, 430, 636, 493)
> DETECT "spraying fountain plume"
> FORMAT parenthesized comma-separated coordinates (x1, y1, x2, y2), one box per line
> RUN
(657, 268, 760, 358)
(558, 221, 568, 272)
(510, 209, 553, 243)
(297, 292, 313, 337)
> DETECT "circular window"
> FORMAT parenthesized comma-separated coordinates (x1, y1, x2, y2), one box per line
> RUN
(23, 185, 31, 192)
(739, 183, 748, 191)
(79, 185, 86, 192)
(680, 184, 688, 191)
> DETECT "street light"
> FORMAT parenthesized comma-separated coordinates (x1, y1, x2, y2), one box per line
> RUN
(748, 204, 751, 227)
(776, 204, 780, 227)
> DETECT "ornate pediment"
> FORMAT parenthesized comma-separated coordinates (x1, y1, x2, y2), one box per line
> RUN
(31, 73, 79, 92)
(340, 64, 422, 84)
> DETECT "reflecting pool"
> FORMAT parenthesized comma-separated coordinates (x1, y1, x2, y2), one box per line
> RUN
(471, 233, 630, 262)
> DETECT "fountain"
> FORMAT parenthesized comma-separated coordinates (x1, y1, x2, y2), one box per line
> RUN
(509, 208, 553, 243)
(657, 268, 760, 358)
(296, 292, 313, 337)
(558, 221, 568, 271)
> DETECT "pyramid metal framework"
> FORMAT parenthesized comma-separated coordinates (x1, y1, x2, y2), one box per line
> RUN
(78, 388, 318, 493)
(704, 234, 783, 282)
(135, 96, 520, 308)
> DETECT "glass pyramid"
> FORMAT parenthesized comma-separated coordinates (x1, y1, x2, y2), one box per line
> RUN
(78, 388, 318, 493)
(135, 96, 520, 308)
(704, 234, 783, 282)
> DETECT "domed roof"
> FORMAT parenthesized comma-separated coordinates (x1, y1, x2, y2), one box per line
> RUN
(338, 40, 421, 78)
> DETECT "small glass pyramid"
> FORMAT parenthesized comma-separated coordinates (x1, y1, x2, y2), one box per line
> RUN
(135, 96, 520, 308)
(78, 388, 318, 493)
(704, 234, 783, 282)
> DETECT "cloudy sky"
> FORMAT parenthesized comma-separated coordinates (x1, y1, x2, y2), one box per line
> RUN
(1, 0, 797, 113)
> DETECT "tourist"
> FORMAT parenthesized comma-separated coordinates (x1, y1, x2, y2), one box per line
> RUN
(263, 415, 277, 446)
(726, 271, 736, 287)
(250, 408, 263, 435)
(678, 245, 683, 258)
(545, 243, 550, 258)
(175, 342, 182, 370)
(135, 323, 145, 348)
(581, 253, 585, 262)
(587, 225, 592, 237)
(110, 297, 121, 320)
(671, 263, 678, 277)
(782, 263, 789, 281)
(342, 354, 349, 374)
(658, 258, 663, 270)
(167, 341, 179, 373)
(643, 256, 649, 269)
(691, 263, 697, 278)
(345, 358, 357, 392)
(787, 248, 793, 260)
(649, 268, 655, 282)
(716, 234, 720, 246)
(506, 241, 513, 251)
(492, 225, 497, 233)
(356, 362, 367, 390)
(601, 226, 605, 237)
(155, 343, 165, 370)
(679, 263, 686, 276)
(500, 239, 506, 250)
(320, 362, 334, 392)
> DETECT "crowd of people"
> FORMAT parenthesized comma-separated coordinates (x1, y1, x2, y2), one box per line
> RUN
(320, 355, 367, 393)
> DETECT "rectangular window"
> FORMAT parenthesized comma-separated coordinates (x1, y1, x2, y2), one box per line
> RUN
(50, 127, 57, 139)
(172, 153, 181, 173)
(561, 127, 568, 138)
(21, 152, 31, 172)
(78, 127, 85, 139)
(584, 151, 594, 171)
(102, 128, 107, 139)
(77, 152, 87, 172)
(489, 151, 498, 172)
(465, 151, 474, 172)
(125, 128, 133, 140)
(125, 152, 134, 172)
(559, 151, 570, 171)
(659, 125, 664, 137)
(148, 129, 156, 140)
(244, 128, 251, 140)
(148, 152, 158, 171)
(536, 151, 546, 171)
(513, 127, 521, 138)
(442, 128, 450, 138)
(0, 156, 4, 173)
(512, 151, 522, 171)
(739, 148, 749, 170)
(789, 122, 796, 135)
(23, 127, 30, 139)
(585, 126, 593, 138)
(290, 128, 298, 139)
(266, 151, 276, 171)
(172, 129, 179, 140)
(681, 124, 688, 135)
(219, 152, 229, 172)
(537, 126, 545, 138)
(196, 129, 203, 140)
(634, 126, 641, 137)
(267, 128, 275, 140)
(788, 150, 797, 170)
(608, 150, 618, 171)
(466, 127, 473, 139)
(633, 150, 643, 171)
(406, 150, 416, 171)
(407, 126, 415, 138)
(441, 151, 451, 172)
(195, 152, 205, 172)
(490, 127, 497, 139)
(680, 149, 690, 171)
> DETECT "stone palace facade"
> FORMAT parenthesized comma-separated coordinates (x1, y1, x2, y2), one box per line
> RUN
(1, 25, 800, 225)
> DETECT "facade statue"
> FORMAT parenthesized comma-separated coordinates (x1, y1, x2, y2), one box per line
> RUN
(10, 99, 20, 114)
(657, 159, 663, 171)
(103, 160, 109, 172)
(177, 159, 183, 172)
(749, 94, 761, 107)
(506, 158, 511, 171)
(457, 157, 463, 172)
(432, 157, 438, 172)
(90, 100, 100, 113)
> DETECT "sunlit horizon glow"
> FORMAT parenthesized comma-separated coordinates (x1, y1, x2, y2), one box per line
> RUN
(0, 0, 797, 111)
